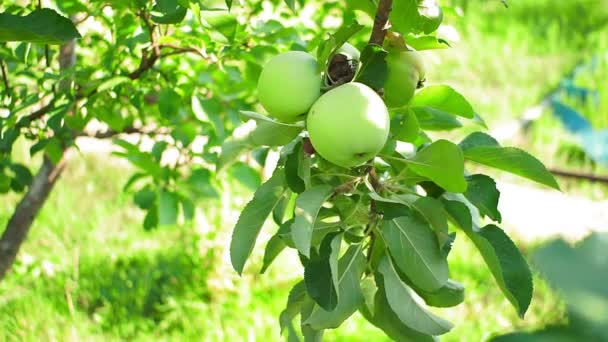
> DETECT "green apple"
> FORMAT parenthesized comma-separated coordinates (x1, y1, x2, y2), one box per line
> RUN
(257, 51, 322, 122)
(307, 82, 390, 168)
(383, 50, 426, 109)
(419, 0, 443, 34)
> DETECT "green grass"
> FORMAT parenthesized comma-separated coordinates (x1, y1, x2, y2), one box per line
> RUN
(2, 0, 606, 341)
(0, 151, 565, 341)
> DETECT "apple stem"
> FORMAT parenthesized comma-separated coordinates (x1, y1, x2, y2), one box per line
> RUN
(369, 0, 393, 46)
(303, 137, 316, 155)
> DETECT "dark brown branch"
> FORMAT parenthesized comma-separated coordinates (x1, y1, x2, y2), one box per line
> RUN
(368, 0, 393, 45)
(78, 126, 163, 139)
(0, 59, 9, 94)
(128, 11, 160, 80)
(0, 156, 68, 280)
(16, 102, 55, 128)
(549, 168, 608, 184)
(159, 44, 208, 59)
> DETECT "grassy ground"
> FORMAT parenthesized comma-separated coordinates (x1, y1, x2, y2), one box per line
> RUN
(1, 1, 606, 341)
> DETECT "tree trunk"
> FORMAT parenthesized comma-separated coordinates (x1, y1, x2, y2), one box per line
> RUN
(0, 28, 76, 281)
(0, 156, 67, 280)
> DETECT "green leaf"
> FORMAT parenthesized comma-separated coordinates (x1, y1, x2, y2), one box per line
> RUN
(417, 279, 465, 308)
(0, 9, 81, 44)
(201, 11, 238, 44)
(97, 76, 130, 93)
(353, 44, 388, 90)
(459, 132, 560, 190)
(248, 122, 303, 147)
(491, 328, 581, 342)
(143, 204, 159, 231)
(316, 20, 364, 72)
(411, 85, 474, 118)
(229, 162, 261, 191)
(261, 233, 286, 274)
(9, 163, 33, 189)
(459, 131, 499, 149)
(407, 139, 467, 193)
(360, 277, 437, 342)
(217, 137, 250, 172)
(360, 276, 377, 314)
(280, 281, 308, 336)
(304, 233, 342, 311)
(285, 141, 306, 193)
(302, 325, 323, 342)
(152, 5, 188, 24)
(134, 188, 156, 210)
(380, 207, 448, 291)
(412, 196, 449, 246)
(187, 168, 219, 198)
(230, 170, 288, 274)
(378, 256, 453, 335)
(464, 174, 502, 222)
(391, 109, 420, 142)
(443, 199, 533, 317)
(390, 0, 443, 36)
(304, 245, 366, 329)
(158, 88, 181, 118)
(291, 185, 334, 257)
(284, 0, 296, 11)
(191, 96, 211, 123)
(158, 190, 179, 226)
(412, 106, 463, 131)
(180, 197, 195, 221)
(406, 34, 450, 50)
(273, 192, 297, 225)
(532, 234, 608, 337)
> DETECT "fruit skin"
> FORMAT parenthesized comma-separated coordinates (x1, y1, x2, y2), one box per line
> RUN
(257, 51, 322, 122)
(419, 0, 443, 34)
(383, 50, 426, 109)
(307, 82, 390, 168)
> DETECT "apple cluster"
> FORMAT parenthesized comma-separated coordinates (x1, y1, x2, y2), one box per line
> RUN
(256, 44, 425, 168)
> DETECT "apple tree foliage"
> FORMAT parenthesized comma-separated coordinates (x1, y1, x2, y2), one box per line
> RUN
(0, 0, 561, 340)
(225, 0, 560, 341)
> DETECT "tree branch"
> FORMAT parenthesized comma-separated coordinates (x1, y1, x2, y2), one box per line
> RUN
(369, 0, 393, 45)
(78, 126, 164, 139)
(549, 168, 608, 184)
(0, 59, 10, 95)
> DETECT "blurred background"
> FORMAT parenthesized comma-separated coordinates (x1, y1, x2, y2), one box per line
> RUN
(1, 0, 607, 341)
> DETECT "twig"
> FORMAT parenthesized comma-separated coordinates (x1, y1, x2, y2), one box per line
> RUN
(0, 59, 10, 95)
(369, 0, 393, 45)
(78, 126, 163, 139)
(159, 44, 208, 60)
(549, 168, 608, 184)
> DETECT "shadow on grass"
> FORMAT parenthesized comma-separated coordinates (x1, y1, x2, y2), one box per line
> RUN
(1, 243, 214, 339)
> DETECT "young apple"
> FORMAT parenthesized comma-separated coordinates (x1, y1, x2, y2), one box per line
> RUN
(307, 82, 390, 168)
(257, 51, 322, 122)
(383, 50, 426, 109)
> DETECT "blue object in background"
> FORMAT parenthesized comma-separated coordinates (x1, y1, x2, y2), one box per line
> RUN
(549, 98, 608, 165)
(545, 54, 607, 166)
(550, 98, 593, 134)
(559, 79, 600, 104)
(580, 129, 608, 164)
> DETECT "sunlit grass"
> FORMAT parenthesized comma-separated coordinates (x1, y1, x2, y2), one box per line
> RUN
(2, 0, 606, 341)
